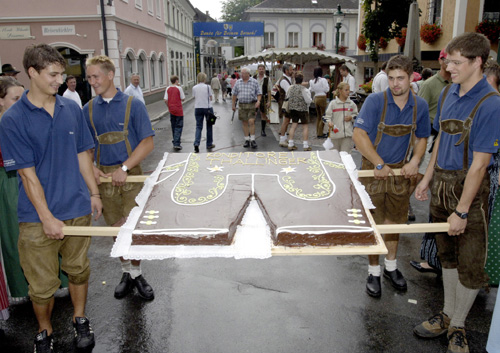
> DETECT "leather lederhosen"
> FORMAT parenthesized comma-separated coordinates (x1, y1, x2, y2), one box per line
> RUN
(361, 91, 418, 195)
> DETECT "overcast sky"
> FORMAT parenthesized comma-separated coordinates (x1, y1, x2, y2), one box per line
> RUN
(189, 0, 224, 21)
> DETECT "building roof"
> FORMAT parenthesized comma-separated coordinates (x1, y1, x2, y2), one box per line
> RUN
(252, 0, 358, 10)
(193, 8, 216, 22)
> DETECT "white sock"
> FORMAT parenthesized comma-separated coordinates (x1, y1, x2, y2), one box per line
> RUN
(368, 265, 381, 277)
(129, 263, 142, 279)
(280, 135, 287, 142)
(303, 141, 309, 148)
(450, 281, 479, 328)
(245, 136, 250, 141)
(442, 268, 459, 318)
(121, 260, 131, 273)
(250, 135, 255, 141)
(384, 258, 397, 272)
(288, 140, 294, 147)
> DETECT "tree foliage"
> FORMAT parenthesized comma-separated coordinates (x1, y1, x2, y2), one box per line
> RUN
(220, 0, 263, 22)
(361, 0, 414, 62)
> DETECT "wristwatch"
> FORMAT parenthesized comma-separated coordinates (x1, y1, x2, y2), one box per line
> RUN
(454, 210, 468, 219)
(121, 164, 129, 173)
(375, 163, 385, 170)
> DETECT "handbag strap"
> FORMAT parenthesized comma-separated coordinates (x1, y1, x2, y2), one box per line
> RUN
(207, 85, 210, 107)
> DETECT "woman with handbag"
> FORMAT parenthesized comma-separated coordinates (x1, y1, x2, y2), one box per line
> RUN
(192, 72, 216, 153)
(323, 82, 358, 153)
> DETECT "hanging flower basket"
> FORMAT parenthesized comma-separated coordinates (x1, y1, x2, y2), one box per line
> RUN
(476, 19, 500, 43)
(357, 34, 367, 51)
(338, 45, 347, 55)
(396, 28, 407, 47)
(420, 23, 442, 44)
(379, 37, 388, 50)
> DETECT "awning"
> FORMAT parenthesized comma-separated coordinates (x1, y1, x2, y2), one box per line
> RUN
(228, 48, 357, 67)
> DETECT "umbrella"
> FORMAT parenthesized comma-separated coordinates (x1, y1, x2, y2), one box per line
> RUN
(404, 0, 421, 65)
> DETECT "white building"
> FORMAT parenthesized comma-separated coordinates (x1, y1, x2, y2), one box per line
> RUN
(243, 0, 359, 56)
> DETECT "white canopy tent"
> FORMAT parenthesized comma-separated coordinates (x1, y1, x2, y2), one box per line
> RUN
(228, 48, 357, 68)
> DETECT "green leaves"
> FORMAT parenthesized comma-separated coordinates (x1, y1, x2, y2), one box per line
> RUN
(220, 0, 263, 22)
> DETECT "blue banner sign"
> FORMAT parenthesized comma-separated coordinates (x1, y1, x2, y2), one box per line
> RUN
(193, 22, 264, 37)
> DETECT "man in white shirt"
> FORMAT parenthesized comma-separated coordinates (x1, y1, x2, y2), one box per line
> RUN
(62, 75, 82, 108)
(372, 62, 389, 93)
(123, 73, 145, 105)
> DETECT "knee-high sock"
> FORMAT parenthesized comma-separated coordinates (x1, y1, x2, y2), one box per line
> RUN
(261, 120, 266, 131)
(450, 281, 479, 328)
(442, 268, 459, 318)
(121, 260, 131, 273)
(130, 263, 142, 279)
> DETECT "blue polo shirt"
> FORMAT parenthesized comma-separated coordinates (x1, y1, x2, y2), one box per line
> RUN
(434, 77, 500, 170)
(0, 92, 94, 222)
(354, 88, 431, 164)
(83, 90, 154, 166)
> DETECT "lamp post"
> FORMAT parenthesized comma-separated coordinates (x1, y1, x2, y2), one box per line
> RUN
(333, 4, 344, 54)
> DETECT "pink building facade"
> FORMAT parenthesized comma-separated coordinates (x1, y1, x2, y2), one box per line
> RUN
(0, 0, 168, 104)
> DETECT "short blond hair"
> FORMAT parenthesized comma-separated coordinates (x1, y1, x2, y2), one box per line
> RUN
(197, 72, 207, 83)
(335, 82, 350, 97)
(86, 55, 115, 74)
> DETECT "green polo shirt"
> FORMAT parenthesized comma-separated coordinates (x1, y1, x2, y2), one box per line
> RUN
(418, 73, 449, 123)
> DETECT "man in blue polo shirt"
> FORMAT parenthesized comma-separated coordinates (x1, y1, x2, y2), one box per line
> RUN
(413, 32, 500, 353)
(353, 55, 430, 298)
(83, 55, 155, 301)
(0, 44, 102, 352)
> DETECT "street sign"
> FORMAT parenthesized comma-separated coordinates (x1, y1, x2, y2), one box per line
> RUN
(193, 22, 264, 37)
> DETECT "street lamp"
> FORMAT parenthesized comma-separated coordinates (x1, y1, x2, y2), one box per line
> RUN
(333, 4, 344, 54)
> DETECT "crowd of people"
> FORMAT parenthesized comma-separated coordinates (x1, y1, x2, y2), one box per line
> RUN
(1, 31, 500, 353)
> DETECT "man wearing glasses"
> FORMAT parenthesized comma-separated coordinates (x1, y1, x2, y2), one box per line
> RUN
(414, 32, 500, 353)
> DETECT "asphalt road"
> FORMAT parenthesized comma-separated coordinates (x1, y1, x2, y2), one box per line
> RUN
(1, 98, 496, 353)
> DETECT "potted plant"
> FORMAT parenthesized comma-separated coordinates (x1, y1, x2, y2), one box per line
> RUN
(396, 28, 407, 47)
(360, 80, 372, 94)
(379, 37, 388, 50)
(476, 19, 500, 43)
(420, 23, 442, 44)
(313, 43, 326, 51)
(357, 34, 367, 51)
(338, 45, 347, 55)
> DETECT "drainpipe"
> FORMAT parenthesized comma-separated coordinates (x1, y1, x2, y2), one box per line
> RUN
(100, 0, 109, 56)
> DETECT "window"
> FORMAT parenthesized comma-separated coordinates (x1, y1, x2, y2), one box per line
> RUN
(313, 32, 323, 47)
(156, 0, 161, 19)
(340, 33, 346, 46)
(135, 0, 142, 10)
(288, 32, 299, 47)
(124, 53, 134, 87)
(264, 32, 275, 48)
(147, 0, 153, 15)
(159, 56, 165, 86)
(138, 55, 145, 89)
(150, 57, 156, 88)
(427, 0, 442, 24)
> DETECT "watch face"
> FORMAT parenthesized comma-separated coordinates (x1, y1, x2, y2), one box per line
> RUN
(376, 164, 383, 170)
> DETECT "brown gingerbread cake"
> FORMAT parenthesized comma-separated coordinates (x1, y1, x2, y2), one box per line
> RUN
(130, 150, 376, 248)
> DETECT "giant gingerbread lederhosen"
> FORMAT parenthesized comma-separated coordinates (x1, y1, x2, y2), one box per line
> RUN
(88, 96, 143, 225)
(431, 87, 500, 288)
(360, 91, 418, 224)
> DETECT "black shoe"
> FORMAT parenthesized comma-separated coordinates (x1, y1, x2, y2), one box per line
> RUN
(366, 274, 381, 297)
(243, 140, 250, 148)
(251, 140, 257, 149)
(410, 260, 441, 275)
(207, 144, 215, 149)
(34, 330, 54, 353)
(73, 317, 95, 350)
(194, 146, 199, 153)
(134, 275, 155, 300)
(173, 145, 182, 151)
(317, 134, 328, 139)
(261, 129, 267, 137)
(114, 272, 134, 299)
(383, 268, 407, 291)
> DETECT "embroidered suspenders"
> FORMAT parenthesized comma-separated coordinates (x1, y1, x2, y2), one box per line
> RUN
(88, 96, 134, 167)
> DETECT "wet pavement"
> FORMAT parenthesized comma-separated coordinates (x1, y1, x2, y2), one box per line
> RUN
(0, 97, 496, 353)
